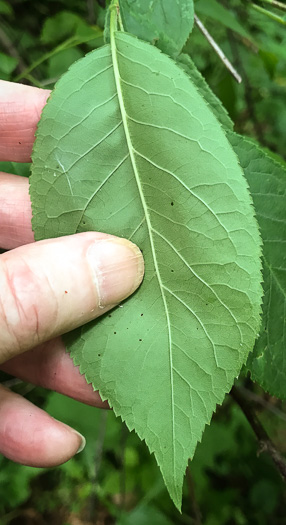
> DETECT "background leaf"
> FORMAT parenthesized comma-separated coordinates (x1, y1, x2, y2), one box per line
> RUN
(0, 52, 18, 78)
(194, 0, 253, 42)
(41, 10, 101, 45)
(0, 0, 12, 15)
(228, 133, 286, 399)
(105, 0, 194, 57)
(47, 47, 84, 79)
(118, 504, 173, 525)
(30, 30, 262, 508)
(0, 162, 30, 178)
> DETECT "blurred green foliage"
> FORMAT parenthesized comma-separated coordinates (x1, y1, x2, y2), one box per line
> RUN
(0, 0, 286, 523)
(1, 384, 286, 524)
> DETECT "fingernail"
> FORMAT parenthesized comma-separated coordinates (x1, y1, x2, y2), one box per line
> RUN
(87, 238, 144, 307)
(73, 430, 86, 454)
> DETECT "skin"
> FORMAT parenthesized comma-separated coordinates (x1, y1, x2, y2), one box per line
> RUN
(0, 80, 144, 467)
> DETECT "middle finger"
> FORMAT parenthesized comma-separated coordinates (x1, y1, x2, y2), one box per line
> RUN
(0, 337, 109, 409)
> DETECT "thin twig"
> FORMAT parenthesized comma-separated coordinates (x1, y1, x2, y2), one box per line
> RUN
(186, 466, 202, 525)
(0, 378, 24, 388)
(250, 3, 286, 24)
(13, 36, 77, 82)
(239, 385, 286, 423)
(14, 33, 101, 83)
(231, 386, 286, 482)
(194, 14, 242, 84)
(87, 0, 96, 24)
(88, 410, 108, 521)
(119, 424, 128, 512)
(259, 0, 286, 12)
(0, 25, 26, 74)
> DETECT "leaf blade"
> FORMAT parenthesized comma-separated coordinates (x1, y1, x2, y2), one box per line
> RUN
(228, 132, 286, 399)
(195, 0, 253, 42)
(177, 53, 233, 131)
(30, 33, 262, 508)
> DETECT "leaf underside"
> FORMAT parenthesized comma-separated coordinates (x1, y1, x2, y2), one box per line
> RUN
(30, 32, 262, 508)
(228, 133, 286, 400)
(177, 53, 234, 131)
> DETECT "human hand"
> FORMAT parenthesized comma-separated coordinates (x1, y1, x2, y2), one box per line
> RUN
(0, 81, 144, 467)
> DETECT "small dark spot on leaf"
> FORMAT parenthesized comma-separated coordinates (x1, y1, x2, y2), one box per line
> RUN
(114, 331, 117, 335)
(141, 313, 143, 316)
(139, 339, 142, 342)
(171, 202, 174, 206)
(98, 353, 101, 357)
(108, 315, 112, 318)
(171, 269, 174, 273)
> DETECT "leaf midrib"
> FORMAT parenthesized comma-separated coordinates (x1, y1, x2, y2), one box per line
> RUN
(110, 30, 176, 474)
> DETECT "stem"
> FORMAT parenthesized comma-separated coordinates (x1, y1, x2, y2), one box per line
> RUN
(118, 10, 124, 31)
(250, 3, 286, 24)
(186, 466, 202, 525)
(88, 410, 108, 521)
(119, 424, 128, 511)
(194, 14, 242, 84)
(87, 0, 96, 24)
(14, 33, 101, 83)
(258, 0, 286, 12)
(13, 39, 71, 82)
(239, 385, 286, 423)
(231, 386, 286, 482)
(110, 0, 124, 32)
(0, 25, 26, 74)
(110, 1, 118, 38)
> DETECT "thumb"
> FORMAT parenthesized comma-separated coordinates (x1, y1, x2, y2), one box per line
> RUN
(0, 232, 144, 364)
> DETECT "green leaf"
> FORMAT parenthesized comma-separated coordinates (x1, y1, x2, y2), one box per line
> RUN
(0, 0, 13, 15)
(30, 21, 262, 508)
(177, 53, 233, 130)
(195, 0, 253, 42)
(118, 505, 173, 525)
(228, 132, 286, 400)
(0, 162, 30, 178)
(41, 11, 99, 45)
(47, 47, 84, 79)
(0, 52, 18, 76)
(105, 0, 194, 57)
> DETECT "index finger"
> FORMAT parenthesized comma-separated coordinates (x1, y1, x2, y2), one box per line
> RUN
(0, 81, 50, 163)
